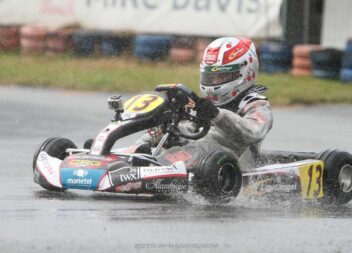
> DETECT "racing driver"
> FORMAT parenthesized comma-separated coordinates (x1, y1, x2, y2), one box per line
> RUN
(138, 37, 273, 167)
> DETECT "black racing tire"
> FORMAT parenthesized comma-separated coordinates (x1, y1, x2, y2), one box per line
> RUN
(33, 137, 77, 192)
(83, 138, 94, 149)
(193, 151, 242, 205)
(316, 149, 352, 205)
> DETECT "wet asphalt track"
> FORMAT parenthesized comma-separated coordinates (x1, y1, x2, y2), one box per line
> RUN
(1, 85, 352, 253)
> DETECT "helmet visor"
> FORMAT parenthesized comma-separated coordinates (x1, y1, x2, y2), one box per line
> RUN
(200, 64, 241, 87)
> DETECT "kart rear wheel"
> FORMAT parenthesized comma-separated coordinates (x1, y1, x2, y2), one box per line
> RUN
(193, 151, 242, 205)
(317, 150, 352, 205)
(33, 137, 77, 192)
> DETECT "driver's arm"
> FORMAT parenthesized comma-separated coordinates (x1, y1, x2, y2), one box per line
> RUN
(136, 130, 163, 147)
(213, 99, 273, 144)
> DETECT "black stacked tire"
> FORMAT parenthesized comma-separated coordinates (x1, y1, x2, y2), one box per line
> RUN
(33, 137, 77, 191)
(100, 32, 133, 57)
(311, 49, 343, 79)
(73, 31, 99, 57)
(340, 39, 352, 82)
(317, 150, 352, 205)
(193, 151, 242, 204)
(134, 35, 172, 61)
(260, 42, 292, 73)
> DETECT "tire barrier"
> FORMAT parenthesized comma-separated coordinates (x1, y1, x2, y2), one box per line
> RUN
(340, 39, 352, 82)
(340, 68, 352, 82)
(342, 53, 352, 69)
(311, 49, 343, 80)
(291, 68, 312, 76)
(259, 42, 292, 73)
(345, 39, 352, 54)
(20, 26, 48, 55)
(72, 31, 99, 57)
(134, 35, 172, 61)
(46, 29, 74, 56)
(0, 25, 20, 51)
(169, 48, 194, 64)
(169, 37, 195, 64)
(195, 38, 211, 63)
(292, 57, 311, 69)
(291, 44, 321, 76)
(100, 32, 133, 57)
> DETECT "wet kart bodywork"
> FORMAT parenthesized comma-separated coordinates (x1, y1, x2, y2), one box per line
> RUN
(33, 84, 352, 204)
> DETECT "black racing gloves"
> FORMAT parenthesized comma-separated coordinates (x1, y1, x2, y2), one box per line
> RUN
(195, 98, 219, 122)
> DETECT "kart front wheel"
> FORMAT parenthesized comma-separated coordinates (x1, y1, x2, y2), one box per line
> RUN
(33, 137, 77, 192)
(193, 151, 242, 205)
(317, 150, 352, 205)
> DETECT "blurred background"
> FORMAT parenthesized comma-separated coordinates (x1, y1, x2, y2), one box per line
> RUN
(0, 0, 352, 105)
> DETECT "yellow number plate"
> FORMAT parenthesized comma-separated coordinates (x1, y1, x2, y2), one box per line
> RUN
(299, 161, 324, 199)
(124, 94, 164, 114)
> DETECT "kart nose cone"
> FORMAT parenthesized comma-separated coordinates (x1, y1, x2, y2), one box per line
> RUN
(339, 164, 352, 193)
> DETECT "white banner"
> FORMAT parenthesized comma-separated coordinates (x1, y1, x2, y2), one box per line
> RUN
(322, 0, 352, 49)
(0, 0, 283, 38)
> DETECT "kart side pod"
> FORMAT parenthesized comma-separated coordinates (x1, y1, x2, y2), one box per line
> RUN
(35, 151, 189, 194)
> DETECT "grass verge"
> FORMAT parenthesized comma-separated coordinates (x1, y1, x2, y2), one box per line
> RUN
(1, 52, 352, 106)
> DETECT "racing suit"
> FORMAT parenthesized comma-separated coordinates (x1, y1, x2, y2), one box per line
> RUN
(137, 85, 273, 169)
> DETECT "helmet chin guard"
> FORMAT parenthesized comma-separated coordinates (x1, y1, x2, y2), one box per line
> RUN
(199, 37, 258, 106)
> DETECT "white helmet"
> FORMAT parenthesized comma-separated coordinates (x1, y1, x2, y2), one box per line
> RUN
(200, 37, 259, 106)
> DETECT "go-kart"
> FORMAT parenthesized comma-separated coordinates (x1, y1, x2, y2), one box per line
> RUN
(33, 84, 352, 205)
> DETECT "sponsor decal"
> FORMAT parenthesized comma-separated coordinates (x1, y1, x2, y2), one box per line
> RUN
(111, 162, 187, 186)
(63, 155, 118, 170)
(61, 167, 106, 190)
(120, 168, 140, 182)
(141, 162, 187, 179)
(67, 169, 92, 185)
(115, 181, 142, 193)
(259, 183, 298, 193)
(67, 177, 92, 185)
(37, 152, 48, 161)
(37, 152, 55, 175)
(68, 159, 102, 167)
(145, 179, 188, 192)
(109, 167, 141, 186)
(243, 174, 299, 197)
(165, 151, 192, 164)
(204, 47, 220, 65)
(143, 166, 175, 173)
(74, 168, 88, 177)
(41, 0, 75, 16)
(36, 151, 63, 188)
(202, 64, 240, 73)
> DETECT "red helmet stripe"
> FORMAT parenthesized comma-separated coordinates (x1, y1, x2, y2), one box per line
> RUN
(222, 40, 251, 65)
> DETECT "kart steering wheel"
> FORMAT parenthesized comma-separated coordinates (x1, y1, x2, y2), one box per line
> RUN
(155, 84, 211, 140)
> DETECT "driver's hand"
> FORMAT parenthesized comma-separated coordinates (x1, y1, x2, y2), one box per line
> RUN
(195, 98, 219, 122)
(185, 97, 196, 109)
